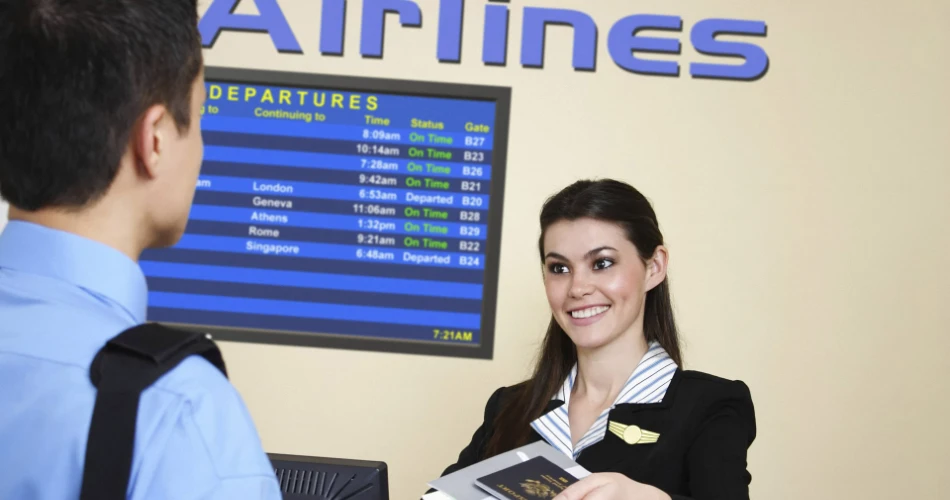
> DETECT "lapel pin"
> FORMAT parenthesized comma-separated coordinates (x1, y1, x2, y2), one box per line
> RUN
(608, 421, 660, 445)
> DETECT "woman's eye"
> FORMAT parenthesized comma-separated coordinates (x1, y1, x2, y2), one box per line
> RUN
(593, 258, 614, 270)
(548, 263, 569, 274)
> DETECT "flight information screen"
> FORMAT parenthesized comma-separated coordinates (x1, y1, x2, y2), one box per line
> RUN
(140, 67, 509, 359)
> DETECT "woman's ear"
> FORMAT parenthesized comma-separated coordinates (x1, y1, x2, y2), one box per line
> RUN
(645, 245, 669, 291)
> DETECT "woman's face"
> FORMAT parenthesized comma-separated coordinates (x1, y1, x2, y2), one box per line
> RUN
(542, 217, 666, 351)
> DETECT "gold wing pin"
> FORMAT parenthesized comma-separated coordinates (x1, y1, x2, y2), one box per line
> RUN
(608, 421, 660, 445)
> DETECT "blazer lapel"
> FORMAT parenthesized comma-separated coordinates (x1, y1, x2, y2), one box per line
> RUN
(576, 369, 683, 473)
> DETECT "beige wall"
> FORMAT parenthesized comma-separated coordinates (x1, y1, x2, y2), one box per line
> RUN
(3, 0, 949, 498)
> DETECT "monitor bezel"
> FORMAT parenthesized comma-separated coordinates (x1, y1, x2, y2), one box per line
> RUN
(268, 452, 389, 499)
(269, 452, 388, 470)
(158, 65, 510, 360)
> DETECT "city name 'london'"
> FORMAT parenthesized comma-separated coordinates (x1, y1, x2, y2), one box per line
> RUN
(253, 181, 293, 194)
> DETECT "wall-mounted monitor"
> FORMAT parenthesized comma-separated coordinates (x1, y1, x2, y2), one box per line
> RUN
(139, 66, 510, 359)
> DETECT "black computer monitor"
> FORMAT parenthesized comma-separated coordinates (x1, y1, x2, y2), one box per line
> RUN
(268, 453, 389, 500)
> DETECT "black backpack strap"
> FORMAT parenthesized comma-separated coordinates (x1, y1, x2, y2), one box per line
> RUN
(79, 323, 228, 500)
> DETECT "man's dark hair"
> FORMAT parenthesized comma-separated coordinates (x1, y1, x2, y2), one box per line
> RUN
(0, 0, 203, 210)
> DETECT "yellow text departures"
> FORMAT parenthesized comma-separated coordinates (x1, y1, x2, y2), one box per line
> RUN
(207, 84, 379, 111)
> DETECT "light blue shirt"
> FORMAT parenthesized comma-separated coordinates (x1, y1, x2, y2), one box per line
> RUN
(0, 221, 282, 499)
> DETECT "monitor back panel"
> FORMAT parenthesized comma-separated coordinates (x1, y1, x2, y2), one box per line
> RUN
(269, 453, 389, 500)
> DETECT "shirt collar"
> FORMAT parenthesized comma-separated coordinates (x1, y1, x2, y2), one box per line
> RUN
(530, 340, 679, 459)
(0, 220, 148, 323)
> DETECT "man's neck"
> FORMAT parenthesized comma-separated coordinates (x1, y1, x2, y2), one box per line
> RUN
(9, 204, 146, 262)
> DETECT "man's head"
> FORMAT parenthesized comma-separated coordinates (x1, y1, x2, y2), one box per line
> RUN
(0, 0, 205, 250)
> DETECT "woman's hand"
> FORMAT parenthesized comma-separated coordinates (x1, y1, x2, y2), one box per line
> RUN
(554, 473, 672, 500)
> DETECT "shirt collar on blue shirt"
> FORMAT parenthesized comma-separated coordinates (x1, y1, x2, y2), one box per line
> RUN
(0, 220, 148, 324)
(529, 340, 678, 460)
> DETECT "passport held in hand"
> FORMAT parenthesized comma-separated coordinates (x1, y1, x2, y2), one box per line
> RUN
(474, 456, 578, 500)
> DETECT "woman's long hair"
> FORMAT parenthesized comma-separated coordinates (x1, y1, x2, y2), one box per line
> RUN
(482, 179, 682, 458)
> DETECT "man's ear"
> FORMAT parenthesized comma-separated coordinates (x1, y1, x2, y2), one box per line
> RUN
(132, 105, 169, 179)
(645, 245, 669, 291)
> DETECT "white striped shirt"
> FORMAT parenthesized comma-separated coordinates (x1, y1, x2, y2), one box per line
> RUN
(529, 341, 678, 460)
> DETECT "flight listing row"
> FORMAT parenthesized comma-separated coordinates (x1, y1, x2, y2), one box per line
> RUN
(201, 115, 496, 150)
(168, 234, 487, 270)
(141, 245, 488, 284)
(203, 146, 493, 180)
(187, 205, 488, 241)
(203, 131, 493, 165)
(192, 191, 487, 224)
(195, 175, 490, 210)
(184, 219, 486, 254)
(199, 161, 491, 194)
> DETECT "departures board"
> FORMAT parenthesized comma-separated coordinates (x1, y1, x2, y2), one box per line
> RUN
(139, 67, 510, 359)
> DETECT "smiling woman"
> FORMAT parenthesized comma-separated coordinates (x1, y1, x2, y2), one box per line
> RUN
(434, 179, 756, 500)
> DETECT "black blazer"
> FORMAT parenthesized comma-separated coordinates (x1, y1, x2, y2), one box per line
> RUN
(437, 369, 756, 500)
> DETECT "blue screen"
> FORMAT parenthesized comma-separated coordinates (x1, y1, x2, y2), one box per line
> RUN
(140, 77, 501, 352)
